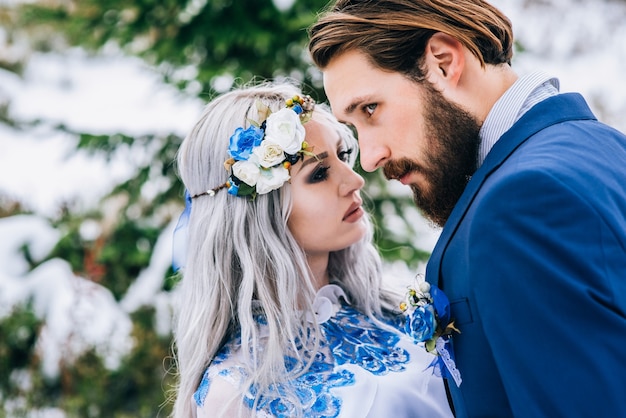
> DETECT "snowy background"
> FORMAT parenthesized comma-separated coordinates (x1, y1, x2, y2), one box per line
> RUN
(1, 0, 626, 412)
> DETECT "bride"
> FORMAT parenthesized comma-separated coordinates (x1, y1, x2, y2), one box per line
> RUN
(170, 82, 454, 418)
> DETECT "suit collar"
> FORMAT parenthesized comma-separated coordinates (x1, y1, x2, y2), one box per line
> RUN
(425, 93, 596, 286)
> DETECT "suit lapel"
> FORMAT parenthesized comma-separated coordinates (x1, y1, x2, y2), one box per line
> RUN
(425, 93, 595, 286)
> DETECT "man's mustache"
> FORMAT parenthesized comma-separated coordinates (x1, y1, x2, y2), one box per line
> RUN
(382, 158, 422, 181)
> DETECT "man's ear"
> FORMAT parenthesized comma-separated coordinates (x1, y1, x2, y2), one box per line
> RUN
(423, 32, 465, 89)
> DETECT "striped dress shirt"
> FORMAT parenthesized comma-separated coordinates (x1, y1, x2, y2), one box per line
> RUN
(478, 71, 560, 166)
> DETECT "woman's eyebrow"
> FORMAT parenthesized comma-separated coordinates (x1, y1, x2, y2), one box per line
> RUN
(301, 151, 328, 168)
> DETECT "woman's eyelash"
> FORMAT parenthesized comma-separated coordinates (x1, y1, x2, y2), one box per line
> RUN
(306, 148, 353, 183)
(338, 148, 353, 162)
(308, 165, 330, 183)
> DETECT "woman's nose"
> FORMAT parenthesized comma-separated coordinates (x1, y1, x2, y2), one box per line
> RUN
(339, 165, 365, 196)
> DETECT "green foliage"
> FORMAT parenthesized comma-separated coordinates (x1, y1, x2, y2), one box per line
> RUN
(0, 307, 174, 417)
(17, 0, 331, 95)
(364, 169, 432, 268)
(47, 307, 175, 417)
(0, 304, 42, 394)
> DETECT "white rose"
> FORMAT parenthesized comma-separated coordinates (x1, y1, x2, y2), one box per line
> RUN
(255, 166, 290, 194)
(232, 160, 261, 186)
(252, 140, 286, 168)
(264, 108, 305, 154)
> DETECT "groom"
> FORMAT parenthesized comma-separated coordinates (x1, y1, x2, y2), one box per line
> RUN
(309, 0, 626, 416)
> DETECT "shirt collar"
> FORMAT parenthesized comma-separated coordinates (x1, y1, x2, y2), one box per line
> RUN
(478, 71, 560, 166)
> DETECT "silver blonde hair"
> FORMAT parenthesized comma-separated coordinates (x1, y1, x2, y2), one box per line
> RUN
(172, 81, 398, 417)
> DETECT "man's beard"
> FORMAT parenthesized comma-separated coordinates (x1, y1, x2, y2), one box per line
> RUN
(383, 83, 481, 227)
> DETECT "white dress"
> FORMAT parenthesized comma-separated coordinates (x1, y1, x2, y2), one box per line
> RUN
(194, 285, 454, 417)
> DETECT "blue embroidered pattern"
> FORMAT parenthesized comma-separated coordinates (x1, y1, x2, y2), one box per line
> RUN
(321, 305, 410, 374)
(244, 357, 353, 418)
(194, 303, 411, 416)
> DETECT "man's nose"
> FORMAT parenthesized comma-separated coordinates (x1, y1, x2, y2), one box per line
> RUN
(357, 133, 390, 172)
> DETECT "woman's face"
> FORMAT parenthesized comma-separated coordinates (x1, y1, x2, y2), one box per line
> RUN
(287, 116, 366, 258)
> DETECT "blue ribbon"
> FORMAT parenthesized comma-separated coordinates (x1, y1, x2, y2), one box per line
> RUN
(172, 190, 192, 271)
(429, 284, 462, 386)
(431, 285, 451, 325)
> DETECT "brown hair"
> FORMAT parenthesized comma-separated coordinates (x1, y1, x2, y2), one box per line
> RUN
(308, 0, 513, 79)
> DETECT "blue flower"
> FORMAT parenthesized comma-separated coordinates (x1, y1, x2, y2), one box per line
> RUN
(404, 305, 436, 343)
(291, 103, 303, 115)
(228, 125, 264, 160)
(227, 183, 239, 196)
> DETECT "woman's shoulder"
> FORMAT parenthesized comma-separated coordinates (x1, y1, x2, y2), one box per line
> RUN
(193, 312, 272, 411)
(195, 359, 249, 418)
(194, 344, 246, 404)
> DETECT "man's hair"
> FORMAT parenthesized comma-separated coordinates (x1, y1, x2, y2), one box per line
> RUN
(309, 0, 513, 78)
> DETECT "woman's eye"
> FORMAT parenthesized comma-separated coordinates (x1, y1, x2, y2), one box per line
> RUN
(338, 148, 353, 163)
(308, 165, 330, 183)
(364, 103, 377, 116)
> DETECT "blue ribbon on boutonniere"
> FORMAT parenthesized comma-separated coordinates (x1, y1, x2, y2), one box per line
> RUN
(401, 279, 462, 387)
(429, 285, 462, 387)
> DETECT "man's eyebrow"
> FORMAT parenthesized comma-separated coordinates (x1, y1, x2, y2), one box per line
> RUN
(343, 96, 369, 115)
(301, 151, 328, 168)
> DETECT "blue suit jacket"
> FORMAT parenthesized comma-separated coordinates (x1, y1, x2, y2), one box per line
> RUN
(426, 93, 626, 417)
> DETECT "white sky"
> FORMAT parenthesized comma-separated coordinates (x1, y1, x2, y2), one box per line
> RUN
(1, 0, 626, 405)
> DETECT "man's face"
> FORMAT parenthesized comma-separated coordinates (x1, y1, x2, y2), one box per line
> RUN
(323, 50, 481, 226)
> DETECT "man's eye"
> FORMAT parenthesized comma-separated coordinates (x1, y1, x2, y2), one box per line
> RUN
(308, 165, 330, 183)
(364, 103, 377, 116)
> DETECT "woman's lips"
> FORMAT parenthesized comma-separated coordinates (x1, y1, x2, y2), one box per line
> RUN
(343, 201, 364, 222)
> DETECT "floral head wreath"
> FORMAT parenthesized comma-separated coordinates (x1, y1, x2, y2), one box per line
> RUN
(192, 94, 315, 199)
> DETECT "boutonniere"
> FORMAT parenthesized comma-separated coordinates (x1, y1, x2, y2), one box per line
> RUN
(400, 276, 462, 387)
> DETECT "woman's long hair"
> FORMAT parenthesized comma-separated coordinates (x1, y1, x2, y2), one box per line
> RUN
(172, 82, 397, 417)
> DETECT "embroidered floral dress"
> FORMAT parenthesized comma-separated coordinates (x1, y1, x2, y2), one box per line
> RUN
(194, 285, 453, 417)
